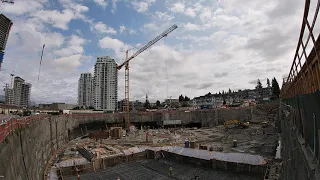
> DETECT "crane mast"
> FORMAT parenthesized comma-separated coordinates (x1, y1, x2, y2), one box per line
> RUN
(117, 24, 178, 130)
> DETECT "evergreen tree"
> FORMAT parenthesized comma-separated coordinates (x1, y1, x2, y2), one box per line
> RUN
(223, 99, 226, 105)
(184, 95, 190, 101)
(156, 100, 161, 107)
(144, 94, 150, 108)
(256, 79, 263, 89)
(228, 88, 232, 94)
(179, 94, 184, 102)
(267, 78, 270, 87)
(272, 77, 281, 98)
(144, 100, 150, 109)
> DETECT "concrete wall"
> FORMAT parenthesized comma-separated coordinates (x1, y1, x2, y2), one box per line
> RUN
(0, 105, 268, 180)
(68, 107, 253, 127)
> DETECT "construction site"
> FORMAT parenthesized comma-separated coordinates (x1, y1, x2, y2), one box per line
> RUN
(1, 0, 320, 179)
(0, 102, 281, 180)
(50, 103, 279, 179)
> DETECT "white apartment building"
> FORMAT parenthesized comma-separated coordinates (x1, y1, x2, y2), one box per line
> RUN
(93, 56, 118, 111)
(78, 73, 93, 107)
(12, 76, 31, 108)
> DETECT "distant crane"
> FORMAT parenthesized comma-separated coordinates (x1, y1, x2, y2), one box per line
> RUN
(10, 71, 14, 87)
(117, 24, 178, 130)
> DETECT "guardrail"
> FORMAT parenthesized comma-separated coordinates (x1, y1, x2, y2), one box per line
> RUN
(0, 114, 48, 143)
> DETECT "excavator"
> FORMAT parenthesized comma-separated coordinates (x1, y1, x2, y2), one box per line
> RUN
(224, 120, 249, 130)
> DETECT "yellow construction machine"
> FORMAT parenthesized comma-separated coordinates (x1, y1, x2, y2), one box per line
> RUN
(224, 120, 249, 129)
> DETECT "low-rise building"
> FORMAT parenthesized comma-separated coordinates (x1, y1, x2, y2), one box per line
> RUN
(38, 103, 75, 110)
(0, 104, 22, 115)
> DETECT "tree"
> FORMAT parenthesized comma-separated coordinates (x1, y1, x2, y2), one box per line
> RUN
(256, 79, 262, 89)
(272, 77, 280, 98)
(179, 94, 184, 102)
(228, 88, 232, 94)
(181, 102, 190, 107)
(156, 100, 161, 107)
(184, 96, 190, 101)
(144, 99, 150, 109)
(223, 99, 226, 105)
(222, 90, 225, 95)
(87, 106, 95, 109)
(144, 94, 150, 109)
(73, 106, 80, 110)
(267, 78, 270, 87)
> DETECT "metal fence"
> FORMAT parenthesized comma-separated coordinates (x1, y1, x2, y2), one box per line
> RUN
(280, 0, 320, 179)
(280, 103, 316, 180)
(283, 92, 320, 157)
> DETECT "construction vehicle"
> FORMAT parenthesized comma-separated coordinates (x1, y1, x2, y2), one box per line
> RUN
(224, 120, 249, 129)
(117, 24, 178, 130)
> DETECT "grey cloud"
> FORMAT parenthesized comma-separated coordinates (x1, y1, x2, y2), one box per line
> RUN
(267, 0, 303, 19)
(214, 72, 228, 78)
(248, 79, 258, 85)
(266, 67, 282, 72)
(246, 28, 295, 60)
(197, 82, 212, 90)
(184, 82, 212, 90)
(184, 83, 197, 89)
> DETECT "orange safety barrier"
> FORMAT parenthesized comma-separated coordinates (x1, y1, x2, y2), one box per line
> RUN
(0, 114, 49, 143)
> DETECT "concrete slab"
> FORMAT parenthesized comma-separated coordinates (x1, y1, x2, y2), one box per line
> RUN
(63, 159, 262, 180)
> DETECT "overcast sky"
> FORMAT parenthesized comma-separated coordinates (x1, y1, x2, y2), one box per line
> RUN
(0, 0, 317, 104)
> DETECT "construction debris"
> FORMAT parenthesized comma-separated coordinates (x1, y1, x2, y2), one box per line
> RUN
(47, 102, 280, 180)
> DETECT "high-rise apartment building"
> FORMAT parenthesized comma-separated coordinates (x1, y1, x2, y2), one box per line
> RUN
(78, 73, 93, 107)
(12, 76, 31, 107)
(93, 56, 118, 111)
(0, 14, 13, 51)
(0, 14, 13, 69)
(3, 84, 13, 105)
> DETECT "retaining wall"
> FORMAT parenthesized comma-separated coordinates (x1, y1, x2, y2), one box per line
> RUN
(0, 105, 270, 180)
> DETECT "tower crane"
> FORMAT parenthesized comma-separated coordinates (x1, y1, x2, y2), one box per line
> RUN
(117, 24, 178, 130)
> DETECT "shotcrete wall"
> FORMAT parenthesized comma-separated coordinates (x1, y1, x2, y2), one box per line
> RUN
(0, 106, 264, 180)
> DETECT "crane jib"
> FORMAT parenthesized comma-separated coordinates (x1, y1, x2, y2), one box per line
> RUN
(117, 24, 178, 69)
